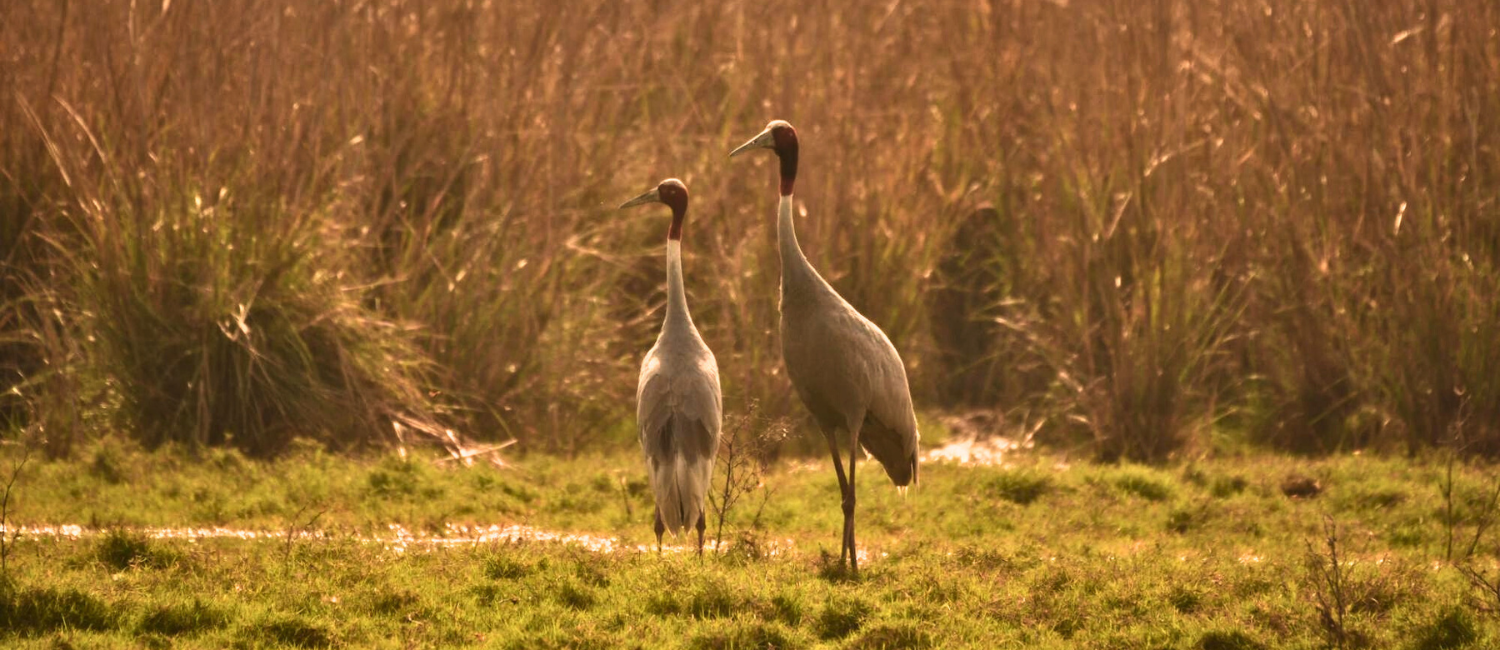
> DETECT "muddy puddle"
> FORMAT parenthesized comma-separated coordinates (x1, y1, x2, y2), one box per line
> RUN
(923, 435, 1028, 467)
(2, 434, 1022, 563)
(1, 523, 874, 561)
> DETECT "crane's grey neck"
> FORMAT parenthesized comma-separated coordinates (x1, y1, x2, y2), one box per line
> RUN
(664, 240, 694, 331)
(777, 194, 817, 291)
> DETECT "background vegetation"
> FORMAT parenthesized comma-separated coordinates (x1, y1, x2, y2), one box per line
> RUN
(1, 0, 1497, 460)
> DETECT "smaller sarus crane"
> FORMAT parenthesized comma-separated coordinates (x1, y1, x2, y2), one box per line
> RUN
(620, 179, 723, 555)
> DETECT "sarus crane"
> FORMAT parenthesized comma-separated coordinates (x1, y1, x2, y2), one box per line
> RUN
(729, 121, 919, 575)
(619, 178, 723, 555)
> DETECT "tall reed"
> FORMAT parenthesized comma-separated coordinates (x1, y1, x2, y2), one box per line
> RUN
(0, 0, 1494, 459)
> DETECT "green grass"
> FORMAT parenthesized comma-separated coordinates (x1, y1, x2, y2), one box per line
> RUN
(2, 441, 1498, 647)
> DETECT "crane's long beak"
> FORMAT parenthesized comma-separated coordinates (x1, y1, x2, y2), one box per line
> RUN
(728, 129, 774, 158)
(618, 187, 661, 209)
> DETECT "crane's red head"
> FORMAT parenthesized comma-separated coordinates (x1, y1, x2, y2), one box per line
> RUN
(618, 178, 689, 241)
(729, 120, 799, 196)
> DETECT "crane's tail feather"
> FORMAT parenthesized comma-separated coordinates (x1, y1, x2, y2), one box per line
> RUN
(648, 417, 715, 536)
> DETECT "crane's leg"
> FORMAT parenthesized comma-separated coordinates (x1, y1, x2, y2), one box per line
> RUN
(654, 507, 665, 554)
(846, 414, 864, 577)
(696, 511, 707, 558)
(821, 426, 851, 564)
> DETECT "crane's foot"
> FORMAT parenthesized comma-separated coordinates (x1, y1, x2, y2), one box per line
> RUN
(840, 488, 858, 576)
(845, 425, 860, 578)
(838, 514, 859, 576)
(839, 497, 852, 566)
(654, 508, 666, 555)
(696, 512, 706, 559)
(848, 522, 859, 577)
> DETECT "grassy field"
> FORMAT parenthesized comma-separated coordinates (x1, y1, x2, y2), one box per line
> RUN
(2, 0, 1500, 645)
(2, 439, 1499, 648)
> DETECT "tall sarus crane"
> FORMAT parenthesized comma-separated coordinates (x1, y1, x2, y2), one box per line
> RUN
(620, 179, 723, 555)
(729, 121, 919, 575)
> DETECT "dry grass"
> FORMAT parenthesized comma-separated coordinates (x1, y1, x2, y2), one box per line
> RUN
(1, 0, 1497, 459)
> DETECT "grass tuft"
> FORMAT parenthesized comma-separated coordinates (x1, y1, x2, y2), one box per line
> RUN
(1112, 468, 1176, 502)
(1166, 506, 1210, 534)
(847, 621, 933, 649)
(690, 621, 802, 650)
(555, 580, 596, 611)
(244, 615, 335, 648)
(814, 595, 871, 640)
(366, 457, 442, 500)
(1169, 586, 1203, 614)
(483, 554, 532, 581)
(1409, 607, 1479, 650)
(1197, 630, 1269, 650)
(687, 581, 737, 620)
(764, 593, 804, 627)
(645, 592, 681, 617)
(97, 529, 175, 570)
(65, 176, 437, 456)
(0, 578, 118, 636)
(370, 590, 422, 617)
(137, 600, 228, 636)
(1210, 475, 1250, 499)
(988, 470, 1053, 505)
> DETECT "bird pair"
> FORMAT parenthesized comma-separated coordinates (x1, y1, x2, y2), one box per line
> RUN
(619, 120, 920, 576)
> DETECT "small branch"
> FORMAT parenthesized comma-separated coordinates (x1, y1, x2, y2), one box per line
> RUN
(1442, 446, 1458, 563)
(1464, 473, 1500, 561)
(617, 474, 633, 521)
(432, 440, 518, 467)
(1457, 564, 1500, 614)
(1, 443, 34, 575)
(1305, 515, 1349, 649)
(709, 402, 782, 553)
(281, 504, 327, 566)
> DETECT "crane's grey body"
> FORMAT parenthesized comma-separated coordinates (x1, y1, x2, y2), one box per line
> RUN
(635, 242, 722, 540)
(621, 179, 721, 554)
(731, 120, 918, 575)
(777, 196, 919, 487)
